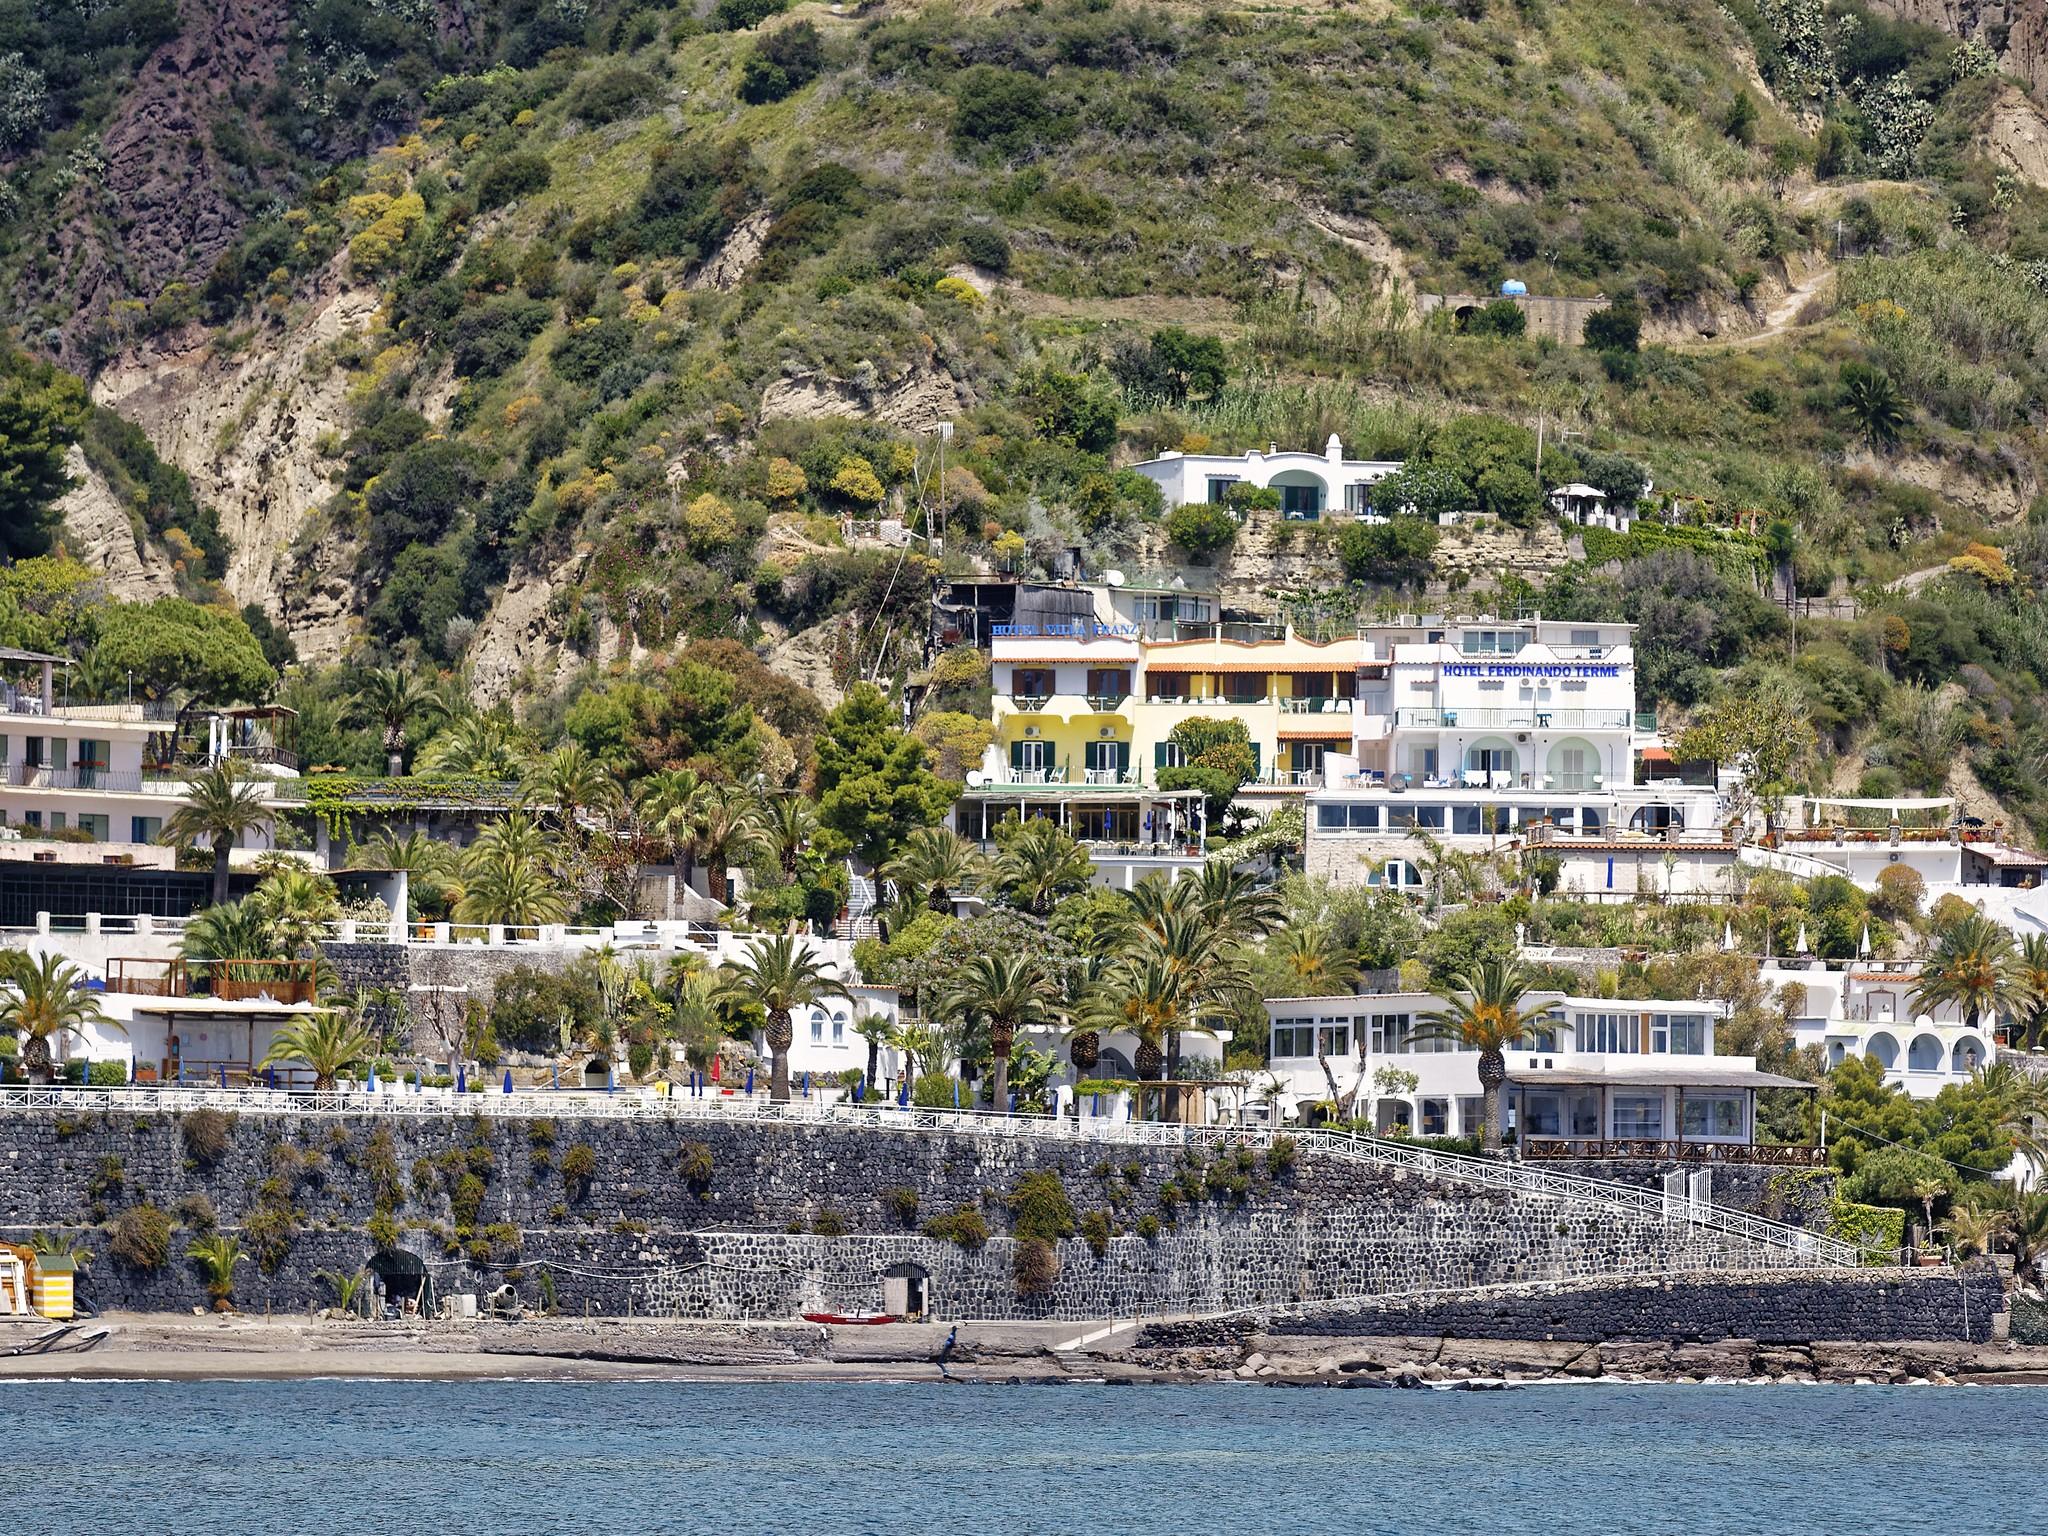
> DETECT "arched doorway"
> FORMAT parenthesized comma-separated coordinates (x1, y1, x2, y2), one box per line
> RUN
(1545, 737, 1599, 791)
(1629, 803, 1685, 835)
(582, 1057, 611, 1090)
(1464, 737, 1518, 786)
(1269, 468, 1331, 521)
(1951, 1036, 1985, 1074)
(1864, 1031, 1899, 1069)
(367, 1249, 430, 1317)
(1907, 1033, 1943, 1072)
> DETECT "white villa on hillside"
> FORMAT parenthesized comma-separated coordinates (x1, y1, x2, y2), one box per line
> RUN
(1131, 436, 1404, 521)
(1262, 988, 1816, 1157)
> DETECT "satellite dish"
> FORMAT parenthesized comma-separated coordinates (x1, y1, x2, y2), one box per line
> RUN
(966, 771, 985, 788)
(1104, 569, 1126, 587)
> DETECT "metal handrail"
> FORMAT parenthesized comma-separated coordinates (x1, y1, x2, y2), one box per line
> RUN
(0, 1087, 1856, 1265)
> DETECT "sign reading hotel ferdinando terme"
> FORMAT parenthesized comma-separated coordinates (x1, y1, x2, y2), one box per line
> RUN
(1441, 662, 1623, 678)
(991, 622, 1143, 638)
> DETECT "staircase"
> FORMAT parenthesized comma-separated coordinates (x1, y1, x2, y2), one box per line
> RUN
(844, 863, 887, 941)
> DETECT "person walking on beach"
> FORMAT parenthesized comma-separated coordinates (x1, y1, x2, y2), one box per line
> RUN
(937, 1324, 958, 1380)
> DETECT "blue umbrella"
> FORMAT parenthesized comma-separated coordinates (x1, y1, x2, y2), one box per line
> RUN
(218, 1064, 227, 1088)
(1091, 1093, 1100, 1117)
(898, 1078, 910, 1106)
(745, 1068, 755, 1096)
(456, 1065, 467, 1094)
(802, 1071, 810, 1099)
(367, 1062, 378, 1093)
(1009, 1091, 1017, 1113)
(552, 1062, 559, 1091)
(952, 1079, 960, 1109)
(265, 1067, 275, 1090)
(854, 1074, 864, 1104)
(502, 1069, 513, 1094)
(607, 1066, 616, 1093)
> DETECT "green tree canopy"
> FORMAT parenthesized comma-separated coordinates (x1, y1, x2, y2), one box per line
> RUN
(812, 683, 958, 866)
(0, 348, 88, 561)
(90, 599, 275, 703)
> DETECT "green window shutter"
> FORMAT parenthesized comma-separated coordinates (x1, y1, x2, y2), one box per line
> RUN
(1011, 740, 1026, 769)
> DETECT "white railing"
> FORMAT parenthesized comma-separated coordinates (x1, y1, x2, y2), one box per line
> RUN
(0, 1086, 1857, 1267)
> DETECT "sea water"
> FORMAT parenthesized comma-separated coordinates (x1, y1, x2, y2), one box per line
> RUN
(0, 1379, 2030, 1534)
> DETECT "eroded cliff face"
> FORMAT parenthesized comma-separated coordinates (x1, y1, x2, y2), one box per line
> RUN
(53, 447, 178, 602)
(1868, 0, 2048, 97)
(91, 277, 382, 663)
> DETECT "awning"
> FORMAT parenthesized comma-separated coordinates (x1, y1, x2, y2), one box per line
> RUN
(1638, 748, 1673, 763)
(1277, 726, 1355, 740)
(1508, 1065, 1818, 1091)
(1972, 844, 2048, 868)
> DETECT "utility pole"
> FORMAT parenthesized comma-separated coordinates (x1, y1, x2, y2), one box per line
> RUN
(934, 420, 953, 552)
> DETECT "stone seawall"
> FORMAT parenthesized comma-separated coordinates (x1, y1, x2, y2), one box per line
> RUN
(1252, 1266, 2003, 1345)
(0, 1107, 1840, 1321)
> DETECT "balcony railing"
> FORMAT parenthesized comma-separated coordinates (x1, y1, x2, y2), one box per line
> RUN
(105, 956, 319, 1005)
(1395, 708, 1633, 731)
(1083, 768, 1140, 786)
(0, 692, 181, 723)
(1084, 693, 1129, 712)
(1280, 696, 1355, 715)
(1145, 695, 1272, 707)
(1008, 695, 1050, 712)
(4, 765, 194, 796)
(1523, 1138, 1827, 1167)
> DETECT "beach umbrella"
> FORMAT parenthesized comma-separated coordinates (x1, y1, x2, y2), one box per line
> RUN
(745, 1067, 755, 1096)
(265, 1066, 275, 1090)
(607, 1066, 616, 1093)
(1722, 919, 1735, 951)
(218, 1064, 226, 1088)
(367, 1062, 378, 1093)
(1859, 923, 1872, 958)
(1091, 1092, 1100, 1117)
(853, 1073, 864, 1104)
(802, 1071, 811, 1098)
(711, 1055, 722, 1084)
(898, 1078, 910, 1107)
(552, 1062, 559, 1090)
(456, 1065, 467, 1094)
(1795, 922, 1810, 954)
(502, 1069, 513, 1094)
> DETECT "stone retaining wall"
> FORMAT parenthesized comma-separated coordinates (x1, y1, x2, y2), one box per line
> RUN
(1250, 1265, 2004, 1345)
(0, 1107, 1843, 1321)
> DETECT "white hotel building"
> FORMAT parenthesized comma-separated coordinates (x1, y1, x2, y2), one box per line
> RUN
(1304, 614, 1728, 893)
(1131, 436, 1405, 521)
(1263, 989, 1817, 1158)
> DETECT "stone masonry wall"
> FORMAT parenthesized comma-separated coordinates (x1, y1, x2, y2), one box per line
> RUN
(0, 1107, 1846, 1322)
(1253, 1265, 2004, 1345)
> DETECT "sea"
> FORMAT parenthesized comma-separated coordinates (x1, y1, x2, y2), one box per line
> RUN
(0, 1379, 2031, 1534)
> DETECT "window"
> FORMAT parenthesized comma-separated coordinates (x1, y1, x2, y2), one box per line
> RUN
(78, 814, 108, 842)
(1681, 1093, 1745, 1139)
(1452, 805, 1509, 835)
(1084, 740, 1129, 778)
(48, 812, 64, 831)
(0, 734, 9, 765)
(1148, 673, 1191, 703)
(1010, 667, 1055, 699)
(1415, 805, 1445, 830)
(1368, 1013, 1411, 1054)
(1222, 673, 1267, 704)
(1009, 739, 1053, 775)
(1345, 804, 1381, 831)
(1421, 1098, 1449, 1136)
(1279, 482, 1322, 519)
(810, 1009, 826, 1043)
(1155, 741, 1187, 769)
(1272, 1020, 1316, 1058)
(1579, 806, 1605, 833)
(1343, 482, 1370, 514)
(1568, 1092, 1602, 1137)
(22, 811, 41, 830)
(1459, 630, 1525, 656)
(1085, 668, 1131, 700)
(1523, 1091, 1563, 1138)
(1386, 804, 1415, 830)
(1650, 1013, 1706, 1055)
(1205, 476, 1240, 504)
(1611, 1093, 1665, 1138)
(1578, 1011, 1639, 1054)
(1456, 1096, 1485, 1135)
(1569, 629, 1602, 647)
(832, 1011, 847, 1044)
(131, 816, 161, 844)
(1316, 1020, 1352, 1057)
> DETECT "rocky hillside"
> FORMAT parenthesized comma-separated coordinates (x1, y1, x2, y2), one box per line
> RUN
(8, 0, 2048, 827)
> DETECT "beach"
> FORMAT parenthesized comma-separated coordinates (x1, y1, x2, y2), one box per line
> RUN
(9, 1311, 2048, 1386)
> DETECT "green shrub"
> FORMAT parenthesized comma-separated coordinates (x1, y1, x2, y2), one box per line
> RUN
(1081, 1209, 1111, 1256)
(678, 1140, 715, 1194)
(475, 152, 553, 211)
(811, 1207, 848, 1236)
(569, 66, 658, 123)
(1135, 1213, 1161, 1241)
(884, 1186, 920, 1226)
(366, 1210, 402, 1250)
(1832, 1198, 1907, 1257)
(561, 1143, 598, 1195)
(1467, 298, 1527, 338)
(922, 1205, 990, 1249)
(739, 22, 823, 104)
(450, 1173, 487, 1229)
(951, 65, 1056, 159)
(1007, 1170, 1076, 1243)
(174, 1193, 216, 1231)
(958, 223, 1010, 274)
(108, 1204, 172, 1269)
(1012, 1235, 1060, 1294)
(88, 1059, 125, 1086)
(716, 0, 786, 29)
(1164, 501, 1237, 556)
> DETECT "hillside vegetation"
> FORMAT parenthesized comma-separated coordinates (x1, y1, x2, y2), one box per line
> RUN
(5, 0, 2048, 835)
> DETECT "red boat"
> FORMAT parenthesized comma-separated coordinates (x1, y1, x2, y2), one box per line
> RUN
(802, 1311, 894, 1325)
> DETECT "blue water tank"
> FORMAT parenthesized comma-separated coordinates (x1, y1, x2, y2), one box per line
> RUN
(1500, 279, 1528, 296)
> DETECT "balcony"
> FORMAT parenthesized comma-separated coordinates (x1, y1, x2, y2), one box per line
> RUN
(1523, 1138, 1827, 1167)
(1396, 708, 1633, 731)
(1280, 696, 1354, 715)
(0, 690, 182, 724)
(176, 743, 300, 772)
(4, 765, 191, 797)
(105, 957, 319, 1006)
(1084, 693, 1130, 713)
(1008, 695, 1050, 712)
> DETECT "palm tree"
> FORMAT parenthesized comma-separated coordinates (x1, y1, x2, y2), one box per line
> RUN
(2010, 1191, 2048, 1288)
(521, 742, 623, 834)
(719, 933, 834, 1101)
(1086, 950, 1204, 1120)
(636, 768, 711, 889)
(162, 762, 272, 906)
(2015, 933, 2048, 1049)
(884, 825, 986, 915)
(179, 900, 275, 966)
(993, 819, 1094, 916)
(1938, 1202, 2007, 1260)
(420, 713, 526, 778)
(1416, 956, 1545, 1153)
(853, 1010, 895, 1088)
(764, 795, 819, 879)
(249, 867, 340, 956)
(343, 666, 448, 776)
(693, 785, 765, 906)
(1840, 362, 1907, 450)
(1910, 913, 2023, 1037)
(1976, 1061, 2048, 1175)
(1191, 858, 1284, 944)
(349, 829, 460, 917)
(455, 843, 568, 926)
(940, 952, 1050, 1115)
(259, 1008, 376, 1090)
(186, 1233, 246, 1308)
(1280, 922, 1358, 995)
(0, 952, 121, 1084)
(667, 958, 725, 1073)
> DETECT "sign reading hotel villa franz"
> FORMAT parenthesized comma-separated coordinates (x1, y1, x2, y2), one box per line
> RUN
(1440, 662, 1622, 678)
(991, 622, 1143, 638)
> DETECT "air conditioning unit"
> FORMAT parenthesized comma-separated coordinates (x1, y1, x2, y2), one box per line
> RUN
(1516, 732, 1529, 743)
(1024, 725, 1039, 738)
(1099, 726, 1114, 738)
